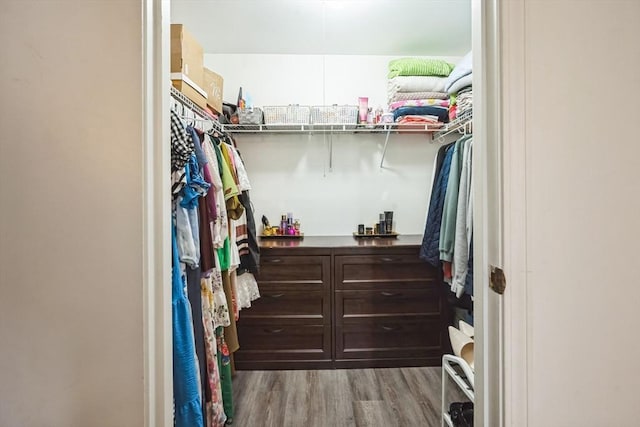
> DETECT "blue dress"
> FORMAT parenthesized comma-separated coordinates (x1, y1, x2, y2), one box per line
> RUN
(172, 224, 204, 427)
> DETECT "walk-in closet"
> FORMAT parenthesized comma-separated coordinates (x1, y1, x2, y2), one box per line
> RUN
(7, 1, 640, 426)
(169, 1, 477, 425)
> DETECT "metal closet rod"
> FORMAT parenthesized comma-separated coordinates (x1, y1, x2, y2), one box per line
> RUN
(170, 87, 225, 135)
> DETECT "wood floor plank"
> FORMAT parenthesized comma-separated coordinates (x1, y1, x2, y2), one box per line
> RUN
(346, 368, 385, 401)
(330, 369, 357, 427)
(352, 400, 396, 427)
(376, 368, 429, 426)
(282, 370, 309, 427)
(231, 367, 451, 427)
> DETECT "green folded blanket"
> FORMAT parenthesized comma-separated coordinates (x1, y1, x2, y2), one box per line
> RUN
(388, 57, 455, 78)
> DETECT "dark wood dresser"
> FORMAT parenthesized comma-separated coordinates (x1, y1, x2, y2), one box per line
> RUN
(233, 235, 446, 370)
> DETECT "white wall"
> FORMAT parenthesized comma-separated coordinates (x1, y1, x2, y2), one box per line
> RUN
(0, 1, 144, 426)
(205, 54, 461, 235)
(508, 0, 640, 425)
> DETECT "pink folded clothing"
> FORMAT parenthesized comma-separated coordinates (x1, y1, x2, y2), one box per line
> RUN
(389, 99, 450, 111)
(396, 115, 444, 128)
(449, 104, 458, 121)
(388, 91, 449, 102)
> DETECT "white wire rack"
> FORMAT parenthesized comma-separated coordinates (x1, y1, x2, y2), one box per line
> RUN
(219, 122, 444, 134)
(432, 110, 473, 143)
(219, 110, 472, 169)
(170, 86, 225, 134)
(442, 354, 475, 427)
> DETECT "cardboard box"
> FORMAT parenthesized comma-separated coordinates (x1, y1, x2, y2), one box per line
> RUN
(171, 76, 207, 110)
(203, 68, 224, 115)
(171, 24, 204, 88)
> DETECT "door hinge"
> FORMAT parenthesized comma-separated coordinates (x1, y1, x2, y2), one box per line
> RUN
(489, 266, 506, 295)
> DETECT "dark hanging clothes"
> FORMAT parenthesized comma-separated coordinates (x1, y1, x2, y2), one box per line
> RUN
(431, 142, 450, 195)
(170, 110, 194, 171)
(238, 191, 260, 274)
(186, 263, 209, 416)
(189, 127, 208, 168)
(198, 198, 215, 274)
(465, 235, 474, 297)
(420, 142, 455, 267)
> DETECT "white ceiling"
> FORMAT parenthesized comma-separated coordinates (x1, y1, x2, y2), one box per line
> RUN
(171, 0, 471, 56)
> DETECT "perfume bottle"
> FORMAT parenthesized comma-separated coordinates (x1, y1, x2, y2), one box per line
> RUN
(379, 213, 386, 235)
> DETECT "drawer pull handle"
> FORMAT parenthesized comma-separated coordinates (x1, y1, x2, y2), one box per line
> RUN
(265, 293, 284, 299)
(381, 325, 402, 332)
(380, 291, 402, 297)
(265, 258, 282, 263)
(380, 257, 395, 262)
(264, 328, 284, 334)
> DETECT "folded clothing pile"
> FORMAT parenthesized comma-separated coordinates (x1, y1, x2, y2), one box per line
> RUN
(457, 87, 473, 118)
(387, 57, 454, 126)
(445, 52, 473, 121)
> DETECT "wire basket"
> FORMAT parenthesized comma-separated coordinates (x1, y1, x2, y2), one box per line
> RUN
(311, 105, 359, 129)
(263, 105, 311, 128)
(238, 107, 264, 125)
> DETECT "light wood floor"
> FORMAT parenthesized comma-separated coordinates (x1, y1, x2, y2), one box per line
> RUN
(231, 367, 466, 427)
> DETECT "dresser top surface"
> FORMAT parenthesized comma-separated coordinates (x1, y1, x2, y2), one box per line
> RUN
(258, 234, 423, 249)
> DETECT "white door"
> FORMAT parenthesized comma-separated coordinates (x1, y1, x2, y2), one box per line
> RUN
(498, 0, 640, 426)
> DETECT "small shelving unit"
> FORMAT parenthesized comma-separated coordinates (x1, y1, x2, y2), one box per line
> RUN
(442, 354, 475, 427)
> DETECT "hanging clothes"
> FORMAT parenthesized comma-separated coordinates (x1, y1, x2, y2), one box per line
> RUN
(440, 135, 471, 264)
(420, 142, 456, 267)
(170, 97, 259, 426)
(170, 111, 194, 200)
(232, 145, 260, 274)
(202, 136, 228, 248)
(452, 139, 473, 297)
(216, 327, 234, 423)
(216, 141, 244, 220)
(222, 270, 240, 352)
(236, 271, 260, 310)
(201, 276, 227, 427)
(186, 264, 207, 421)
(171, 224, 204, 427)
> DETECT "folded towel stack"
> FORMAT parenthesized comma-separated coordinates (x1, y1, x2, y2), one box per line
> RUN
(444, 52, 473, 121)
(386, 58, 454, 126)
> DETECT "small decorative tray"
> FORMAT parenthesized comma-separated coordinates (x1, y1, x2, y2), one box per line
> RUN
(352, 232, 399, 239)
(260, 234, 304, 240)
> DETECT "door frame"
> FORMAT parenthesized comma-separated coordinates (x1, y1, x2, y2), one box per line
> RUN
(142, 0, 173, 426)
(472, 0, 504, 424)
(498, 0, 529, 425)
(473, 0, 530, 425)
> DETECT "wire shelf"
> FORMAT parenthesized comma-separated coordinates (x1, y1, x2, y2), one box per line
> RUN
(432, 110, 473, 142)
(220, 122, 444, 134)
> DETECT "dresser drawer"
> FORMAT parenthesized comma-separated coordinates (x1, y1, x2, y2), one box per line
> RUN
(335, 319, 443, 360)
(335, 288, 441, 325)
(335, 254, 437, 290)
(235, 324, 332, 362)
(258, 255, 330, 286)
(237, 289, 328, 325)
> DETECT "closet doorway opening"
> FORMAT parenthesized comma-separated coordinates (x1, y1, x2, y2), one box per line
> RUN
(144, 0, 505, 425)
